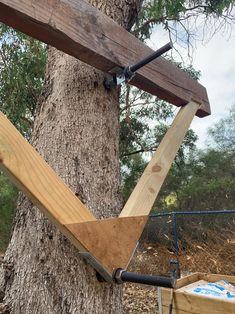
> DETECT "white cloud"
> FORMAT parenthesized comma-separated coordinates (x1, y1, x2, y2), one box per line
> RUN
(148, 21, 235, 148)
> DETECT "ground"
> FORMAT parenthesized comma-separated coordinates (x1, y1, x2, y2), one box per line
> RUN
(1, 233, 234, 313)
(123, 233, 235, 313)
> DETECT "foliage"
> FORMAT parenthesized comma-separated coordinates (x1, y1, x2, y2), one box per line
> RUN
(0, 24, 47, 136)
(157, 105, 235, 213)
(133, 0, 235, 50)
(176, 149, 235, 211)
(120, 62, 199, 203)
(0, 25, 46, 251)
(208, 103, 235, 153)
(0, 172, 18, 252)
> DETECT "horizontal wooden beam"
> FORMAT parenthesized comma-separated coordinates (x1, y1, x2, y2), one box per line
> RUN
(119, 101, 199, 218)
(0, 0, 210, 117)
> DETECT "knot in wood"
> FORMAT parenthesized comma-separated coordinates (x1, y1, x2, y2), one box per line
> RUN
(152, 164, 161, 172)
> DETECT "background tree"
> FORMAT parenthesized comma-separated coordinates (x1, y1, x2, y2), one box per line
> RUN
(163, 105, 235, 214)
(0, 25, 46, 135)
(133, 0, 235, 56)
(0, 175, 17, 253)
(208, 103, 235, 153)
(120, 64, 200, 206)
(0, 25, 46, 255)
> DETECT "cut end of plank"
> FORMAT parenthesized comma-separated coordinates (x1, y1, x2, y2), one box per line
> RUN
(194, 98, 211, 118)
(64, 216, 148, 276)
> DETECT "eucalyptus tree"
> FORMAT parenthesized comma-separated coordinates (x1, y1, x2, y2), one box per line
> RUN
(0, 0, 235, 312)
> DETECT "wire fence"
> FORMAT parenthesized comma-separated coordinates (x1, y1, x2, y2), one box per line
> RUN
(130, 210, 235, 277)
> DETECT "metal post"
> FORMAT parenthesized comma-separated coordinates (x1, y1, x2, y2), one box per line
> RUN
(172, 213, 179, 258)
(170, 213, 180, 278)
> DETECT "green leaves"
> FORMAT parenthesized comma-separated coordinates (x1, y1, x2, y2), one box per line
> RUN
(0, 172, 18, 252)
(208, 104, 235, 153)
(161, 105, 235, 213)
(176, 149, 235, 211)
(0, 25, 46, 251)
(132, 0, 235, 45)
(0, 24, 47, 136)
(120, 62, 200, 206)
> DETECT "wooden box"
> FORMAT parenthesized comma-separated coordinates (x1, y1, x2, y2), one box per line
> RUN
(158, 273, 235, 314)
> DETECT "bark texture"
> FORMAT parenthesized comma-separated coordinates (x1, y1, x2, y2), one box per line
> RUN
(0, 0, 142, 312)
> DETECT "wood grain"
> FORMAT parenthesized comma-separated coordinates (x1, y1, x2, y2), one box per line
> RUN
(0, 0, 210, 117)
(120, 101, 199, 217)
(202, 273, 235, 284)
(175, 273, 200, 289)
(160, 273, 235, 314)
(0, 112, 148, 276)
(65, 216, 148, 274)
(161, 289, 235, 314)
(0, 112, 96, 225)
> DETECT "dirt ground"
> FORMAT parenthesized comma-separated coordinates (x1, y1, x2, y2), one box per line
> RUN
(0, 234, 234, 314)
(123, 234, 235, 313)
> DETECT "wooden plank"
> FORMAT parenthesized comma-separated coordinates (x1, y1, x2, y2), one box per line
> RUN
(0, 0, 210, 117)
(202, 273, 235, 284)
(0, 112, 96, 225)
(175, 273, 201, 289)
(119, 101, 199, 217)
(0, 112, 147, 277)
(160, 273, 235, 314)
(161, 290, 235, 314)
(65, 216, 148, 274)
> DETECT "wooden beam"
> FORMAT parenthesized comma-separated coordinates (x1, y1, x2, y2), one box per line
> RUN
(160, 273, 235, 314)
(119, 101, 200, 218)
(0, 112, 148, 279)
(0, 112, 96, 225)
(65, 216, 148, 274)
(0, 0, 210, 117)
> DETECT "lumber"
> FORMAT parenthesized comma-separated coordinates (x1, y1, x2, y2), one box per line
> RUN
(0, 112, 148, 277)
(0, 112, 96, 225)
(161, 289, 235, 314)
(65, 215, 148, 274)
(120, 101, 200, 218)
(0, 0, 210, 117)
(202, 273, 235, 284)
(175, 273, 200, 289)
(160, 273, 235, 314)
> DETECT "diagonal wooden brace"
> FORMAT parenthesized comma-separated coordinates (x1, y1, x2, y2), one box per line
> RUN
(0, 101, 199, 280)
(120, 101, 200, 218)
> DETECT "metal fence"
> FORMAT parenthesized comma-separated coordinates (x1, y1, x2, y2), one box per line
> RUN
(134, 210, 235, 277)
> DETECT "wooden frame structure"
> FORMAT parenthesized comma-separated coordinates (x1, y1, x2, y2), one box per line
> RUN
(0, 0, 210, 281)
(158, 273, 235, 313)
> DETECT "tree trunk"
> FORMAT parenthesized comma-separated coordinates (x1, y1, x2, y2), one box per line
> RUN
(0, 0, 142, 312)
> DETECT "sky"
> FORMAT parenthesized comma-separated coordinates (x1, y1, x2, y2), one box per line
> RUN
(147, 19, 235, 149)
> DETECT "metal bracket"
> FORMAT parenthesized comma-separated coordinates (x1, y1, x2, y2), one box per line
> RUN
(104, 67, 135, 90)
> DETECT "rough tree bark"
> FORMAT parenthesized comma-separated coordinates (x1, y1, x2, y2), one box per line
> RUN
(0, 0, 142, 312)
